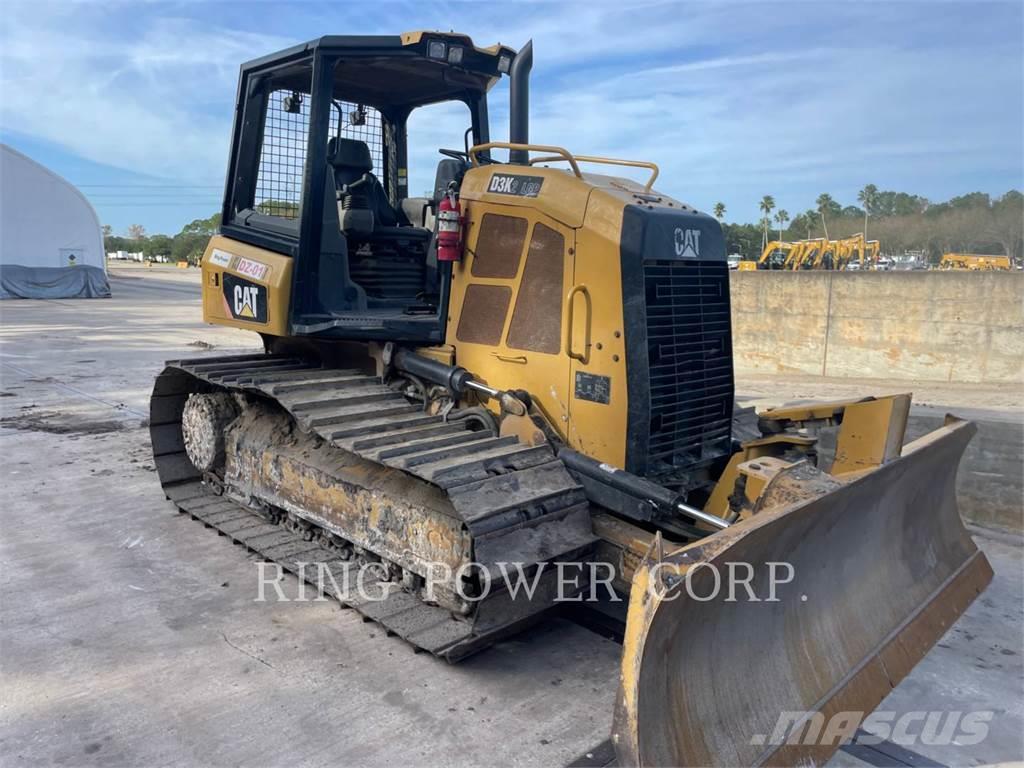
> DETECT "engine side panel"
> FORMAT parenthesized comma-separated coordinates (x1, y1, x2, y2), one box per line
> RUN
(445, 186, 579, 444)
(565, 188, 631, 468)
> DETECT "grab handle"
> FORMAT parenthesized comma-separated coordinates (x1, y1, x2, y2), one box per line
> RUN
(492, 352, 528, 364)
(566, 284, 592, 363)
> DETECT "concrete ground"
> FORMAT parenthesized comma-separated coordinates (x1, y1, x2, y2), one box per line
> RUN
(1, 267, 1021, 766)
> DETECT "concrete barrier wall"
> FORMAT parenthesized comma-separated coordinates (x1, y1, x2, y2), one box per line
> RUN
(905, 411, 1023, 532)
(730, 271, 1024, 384)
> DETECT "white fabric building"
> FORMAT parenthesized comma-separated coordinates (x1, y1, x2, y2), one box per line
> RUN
(0, 143, 109, 298)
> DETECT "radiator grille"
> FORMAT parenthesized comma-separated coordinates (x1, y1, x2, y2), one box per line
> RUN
(643, 259, 733, 474)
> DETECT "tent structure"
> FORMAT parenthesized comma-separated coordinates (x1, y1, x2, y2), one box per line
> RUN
(0, 144, 110, 299)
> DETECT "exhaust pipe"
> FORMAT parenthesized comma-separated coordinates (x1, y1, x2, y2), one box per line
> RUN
(508, 40, 533, 165)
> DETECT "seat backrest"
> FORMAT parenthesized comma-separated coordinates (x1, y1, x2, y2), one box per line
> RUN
(327, 137, 375, 234)
(327, 137, 373, 180)
(327, 136, 403, 226)
(433, 158, 464, 203)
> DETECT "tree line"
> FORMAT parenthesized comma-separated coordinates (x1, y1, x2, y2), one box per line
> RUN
(103, 213, 221, 264)
(105, 187, 1022, 267)
(103, 200, 299, 263)
(712, 188, 1023, 263)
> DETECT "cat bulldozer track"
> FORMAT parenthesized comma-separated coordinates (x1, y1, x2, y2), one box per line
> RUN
(148, 33, 993, 766)
(150, 354, 593, 661)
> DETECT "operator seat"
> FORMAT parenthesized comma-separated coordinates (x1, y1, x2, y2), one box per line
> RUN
(326, 137, 432, 303)
(326, 137, 429, 241)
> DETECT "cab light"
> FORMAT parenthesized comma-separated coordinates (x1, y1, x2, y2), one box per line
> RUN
(428, 41, 447, 60)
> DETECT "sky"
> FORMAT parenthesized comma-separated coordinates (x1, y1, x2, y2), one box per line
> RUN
(1, 0, 1022, 236)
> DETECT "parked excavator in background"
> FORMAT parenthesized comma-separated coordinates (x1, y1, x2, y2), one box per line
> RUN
(834, 234, 880, 270)
(757, 234, 880, 270)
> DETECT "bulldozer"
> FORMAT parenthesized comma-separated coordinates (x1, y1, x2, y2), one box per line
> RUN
(149, 33, 992, 766)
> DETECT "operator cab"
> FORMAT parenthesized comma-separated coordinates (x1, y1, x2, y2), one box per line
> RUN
(220, 33, 524, 341)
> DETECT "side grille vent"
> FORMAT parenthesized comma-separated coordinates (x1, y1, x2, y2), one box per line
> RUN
(642, 259, 734, 474)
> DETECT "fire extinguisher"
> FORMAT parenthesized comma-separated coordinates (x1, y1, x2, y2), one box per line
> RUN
(436, 180, 463, 262)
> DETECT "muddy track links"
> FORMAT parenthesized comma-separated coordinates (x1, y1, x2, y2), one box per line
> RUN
(150, 353, 596, 661)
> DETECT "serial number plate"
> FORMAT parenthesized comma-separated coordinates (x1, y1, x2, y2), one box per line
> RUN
(574, 372, 611, 404)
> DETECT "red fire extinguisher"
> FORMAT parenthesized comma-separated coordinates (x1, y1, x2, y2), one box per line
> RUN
(436, 181, 463, 262)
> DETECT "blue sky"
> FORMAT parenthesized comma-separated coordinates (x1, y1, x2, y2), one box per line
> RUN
(1, 1, 1021, 235)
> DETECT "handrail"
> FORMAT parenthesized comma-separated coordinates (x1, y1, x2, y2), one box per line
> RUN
(530, 154, 659, 191)
(468, 142, 582, 178)
(468, 143, 661, 191)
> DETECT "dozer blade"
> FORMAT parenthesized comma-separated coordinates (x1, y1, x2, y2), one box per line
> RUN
(613, 418, 992, 767)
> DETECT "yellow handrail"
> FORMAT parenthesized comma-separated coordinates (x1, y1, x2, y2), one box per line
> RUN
(530, 154, 659, 191)
(468, 143, 661, 191)
(468, 142, 582, 178)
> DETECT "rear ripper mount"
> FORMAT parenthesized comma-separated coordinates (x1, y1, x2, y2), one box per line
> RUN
(150, 353, 595, 661)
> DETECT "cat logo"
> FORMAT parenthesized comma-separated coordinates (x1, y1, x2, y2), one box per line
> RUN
(674, 227, 700, 258)
(234, 285, 260, 318)
(222, 274, 268, 323)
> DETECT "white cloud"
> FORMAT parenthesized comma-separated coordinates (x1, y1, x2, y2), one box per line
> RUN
(1, 0, 1019, 226)
(522, 39, 1022, 215)
(0, 6, 290, 182)
(399, 2, 1022, 215)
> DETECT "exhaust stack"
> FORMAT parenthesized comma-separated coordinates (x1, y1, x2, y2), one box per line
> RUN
(508, 40, 533, 165)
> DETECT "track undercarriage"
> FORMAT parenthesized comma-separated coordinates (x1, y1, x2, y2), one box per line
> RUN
(150, 352, 995, 766)
(150, 353, 595, 660)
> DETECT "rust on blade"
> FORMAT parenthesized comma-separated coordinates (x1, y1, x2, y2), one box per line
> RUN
(612, 418, 993, 767)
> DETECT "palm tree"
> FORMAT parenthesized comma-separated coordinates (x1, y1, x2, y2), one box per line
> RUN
(803, 209, 816, 237)
(815, 193, 834, 240)
(759, 195, 776, 249)
(858, 184, 879, 241)
(713, 202, 726, 222)
(774, 209, 789, 241)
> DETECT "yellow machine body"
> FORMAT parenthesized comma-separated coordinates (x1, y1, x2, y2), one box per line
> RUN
(180, 33, 992, 765)
(444, 157, 641, 467)
(192, 140, 991, 768)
